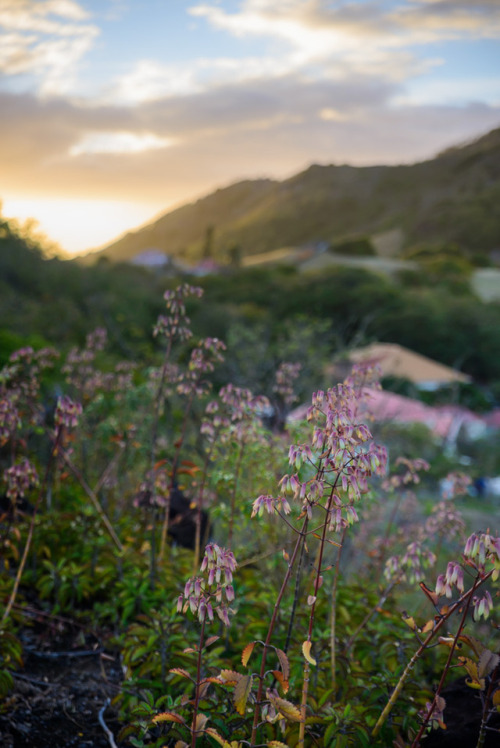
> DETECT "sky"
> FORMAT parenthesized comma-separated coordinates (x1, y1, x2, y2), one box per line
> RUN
(1, 0, 499, 255)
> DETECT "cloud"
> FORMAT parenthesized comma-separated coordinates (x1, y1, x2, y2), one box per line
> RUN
(0, 0, 99, 94)
(190, 0, 500, 59)
(0, 78, 498, 209)
(69, 131, 177, 155)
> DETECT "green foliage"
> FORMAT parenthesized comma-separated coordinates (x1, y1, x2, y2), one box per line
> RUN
(1, 248, 500, 747)
(330, 236, 376, 257)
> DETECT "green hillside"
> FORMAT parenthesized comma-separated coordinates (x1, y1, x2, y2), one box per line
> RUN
(89, 126, 500, 264)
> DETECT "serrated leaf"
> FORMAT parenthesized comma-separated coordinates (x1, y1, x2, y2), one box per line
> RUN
(219, 669, 242, 684)
(266, 693, 302, 722)
(234, 674, 253, 715)
(205, 635, 220, 648)
(477, 650, 500, 680)
(267, 742, 291, 747)
(402, 614, 417, 631)
(242, 641, 256, 667)
(194, 713, 209, 731)
(459, 657, 486, 690)
(151, 711, 185, 725)
(457, 634, 487, 658)
(275, 648, 290, 681)
(272, 670, 289, 694)
(201, 676, 223, 685)
(204, 728, 231, 747)
(169, 668, 192, 680)
(117, 725, 138, 742)
(492, 688, 500, 710)
(183, 647, 196, 654)
(302, 640, 316, 666)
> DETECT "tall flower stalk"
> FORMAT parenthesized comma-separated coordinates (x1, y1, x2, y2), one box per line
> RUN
(248, 373, 387, 745)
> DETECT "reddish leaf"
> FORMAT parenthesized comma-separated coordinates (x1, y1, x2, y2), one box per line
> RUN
(272, 670, 290, 694)
(151, 711, 185, 725)
(219, 669, 242, 685)
(204, 635, 220, 648)
(275, 648, 290, 681)
(169, 668, 192, 680)
(242, 641, 256, 667)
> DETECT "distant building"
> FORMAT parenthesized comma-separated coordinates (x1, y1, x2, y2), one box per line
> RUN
(343, 343, 471, 391)
(130, 249, 171, 268)
(288, 388, 487, 446)
(188, 258, 222, 277)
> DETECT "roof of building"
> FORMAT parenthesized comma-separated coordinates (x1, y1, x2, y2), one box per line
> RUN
(347, 343, 471, 388)
(288, 387, 487, 443)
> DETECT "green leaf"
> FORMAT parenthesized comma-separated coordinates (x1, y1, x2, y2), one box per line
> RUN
(234, 674, 253, 715)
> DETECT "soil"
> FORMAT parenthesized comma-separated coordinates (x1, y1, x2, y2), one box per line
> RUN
(0, 615, 123, 748)
(421, 676, 500, 748)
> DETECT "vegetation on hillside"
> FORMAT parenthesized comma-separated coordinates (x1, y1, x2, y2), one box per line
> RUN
(92, 127, 500, 264)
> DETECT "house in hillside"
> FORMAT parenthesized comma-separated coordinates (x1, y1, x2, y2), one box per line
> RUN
(129, 249, 193, 275)
(188, 258, 223, 277)
(337, 342, 471, 391)
(287, 388, 488, 447)
(130, 249, 171, 268)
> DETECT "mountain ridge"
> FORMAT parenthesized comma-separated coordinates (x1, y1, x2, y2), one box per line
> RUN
(85, 126, 500, 265)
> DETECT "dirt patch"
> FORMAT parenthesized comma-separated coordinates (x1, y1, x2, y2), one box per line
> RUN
(0, 620, 122, 748)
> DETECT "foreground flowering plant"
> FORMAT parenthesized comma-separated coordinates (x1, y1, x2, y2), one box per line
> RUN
(373, 528, 500, 746)
(147, 544, 238, 747)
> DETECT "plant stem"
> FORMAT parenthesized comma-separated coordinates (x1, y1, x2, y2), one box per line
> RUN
(476, 660, 500, 748)
(62, 452, 123, 551)
(159, 388, 195, 562)
(228, 443, 244, 548)
(191, 612, 207, 748)
(193, 448, 212, 574)
(372, 572, 493, 739)
(330, 526, 347, 695)
(283, 538, 307, 654)
(342, 581, 397, 655)
(1, 427, 62, 626)
(411, 574, 485, 747)
(298, 660, 310, 746)
(249, 515, 309, 746)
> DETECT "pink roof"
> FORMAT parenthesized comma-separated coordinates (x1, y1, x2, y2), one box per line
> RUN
(288, 388, 489, 442)
(359, 389, 484, 439)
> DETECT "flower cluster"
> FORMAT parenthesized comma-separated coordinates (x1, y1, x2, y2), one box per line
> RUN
(55, 395, 83, 429)
(440, 471, 471, 500)
(177, 338, 226, 397)
(0, 395, 20, 446)
(424, 499, 466, 540)
(385, 542, 437, 585)
(435, 562, 465, 598)
(273, 361, 301, 407)
(177, 543, 237, 626)
(464, 531, 500, 577)
(4, 458, 38, 501)
(382, 457, 430, 491)
(3, 346, 59, 418)
(154, 284, 203, 342)
(253, 379, 387, 530)
(472, 590, 493, 621)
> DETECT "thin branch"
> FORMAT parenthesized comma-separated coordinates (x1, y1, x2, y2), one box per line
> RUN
(98, 698, 119, 748)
